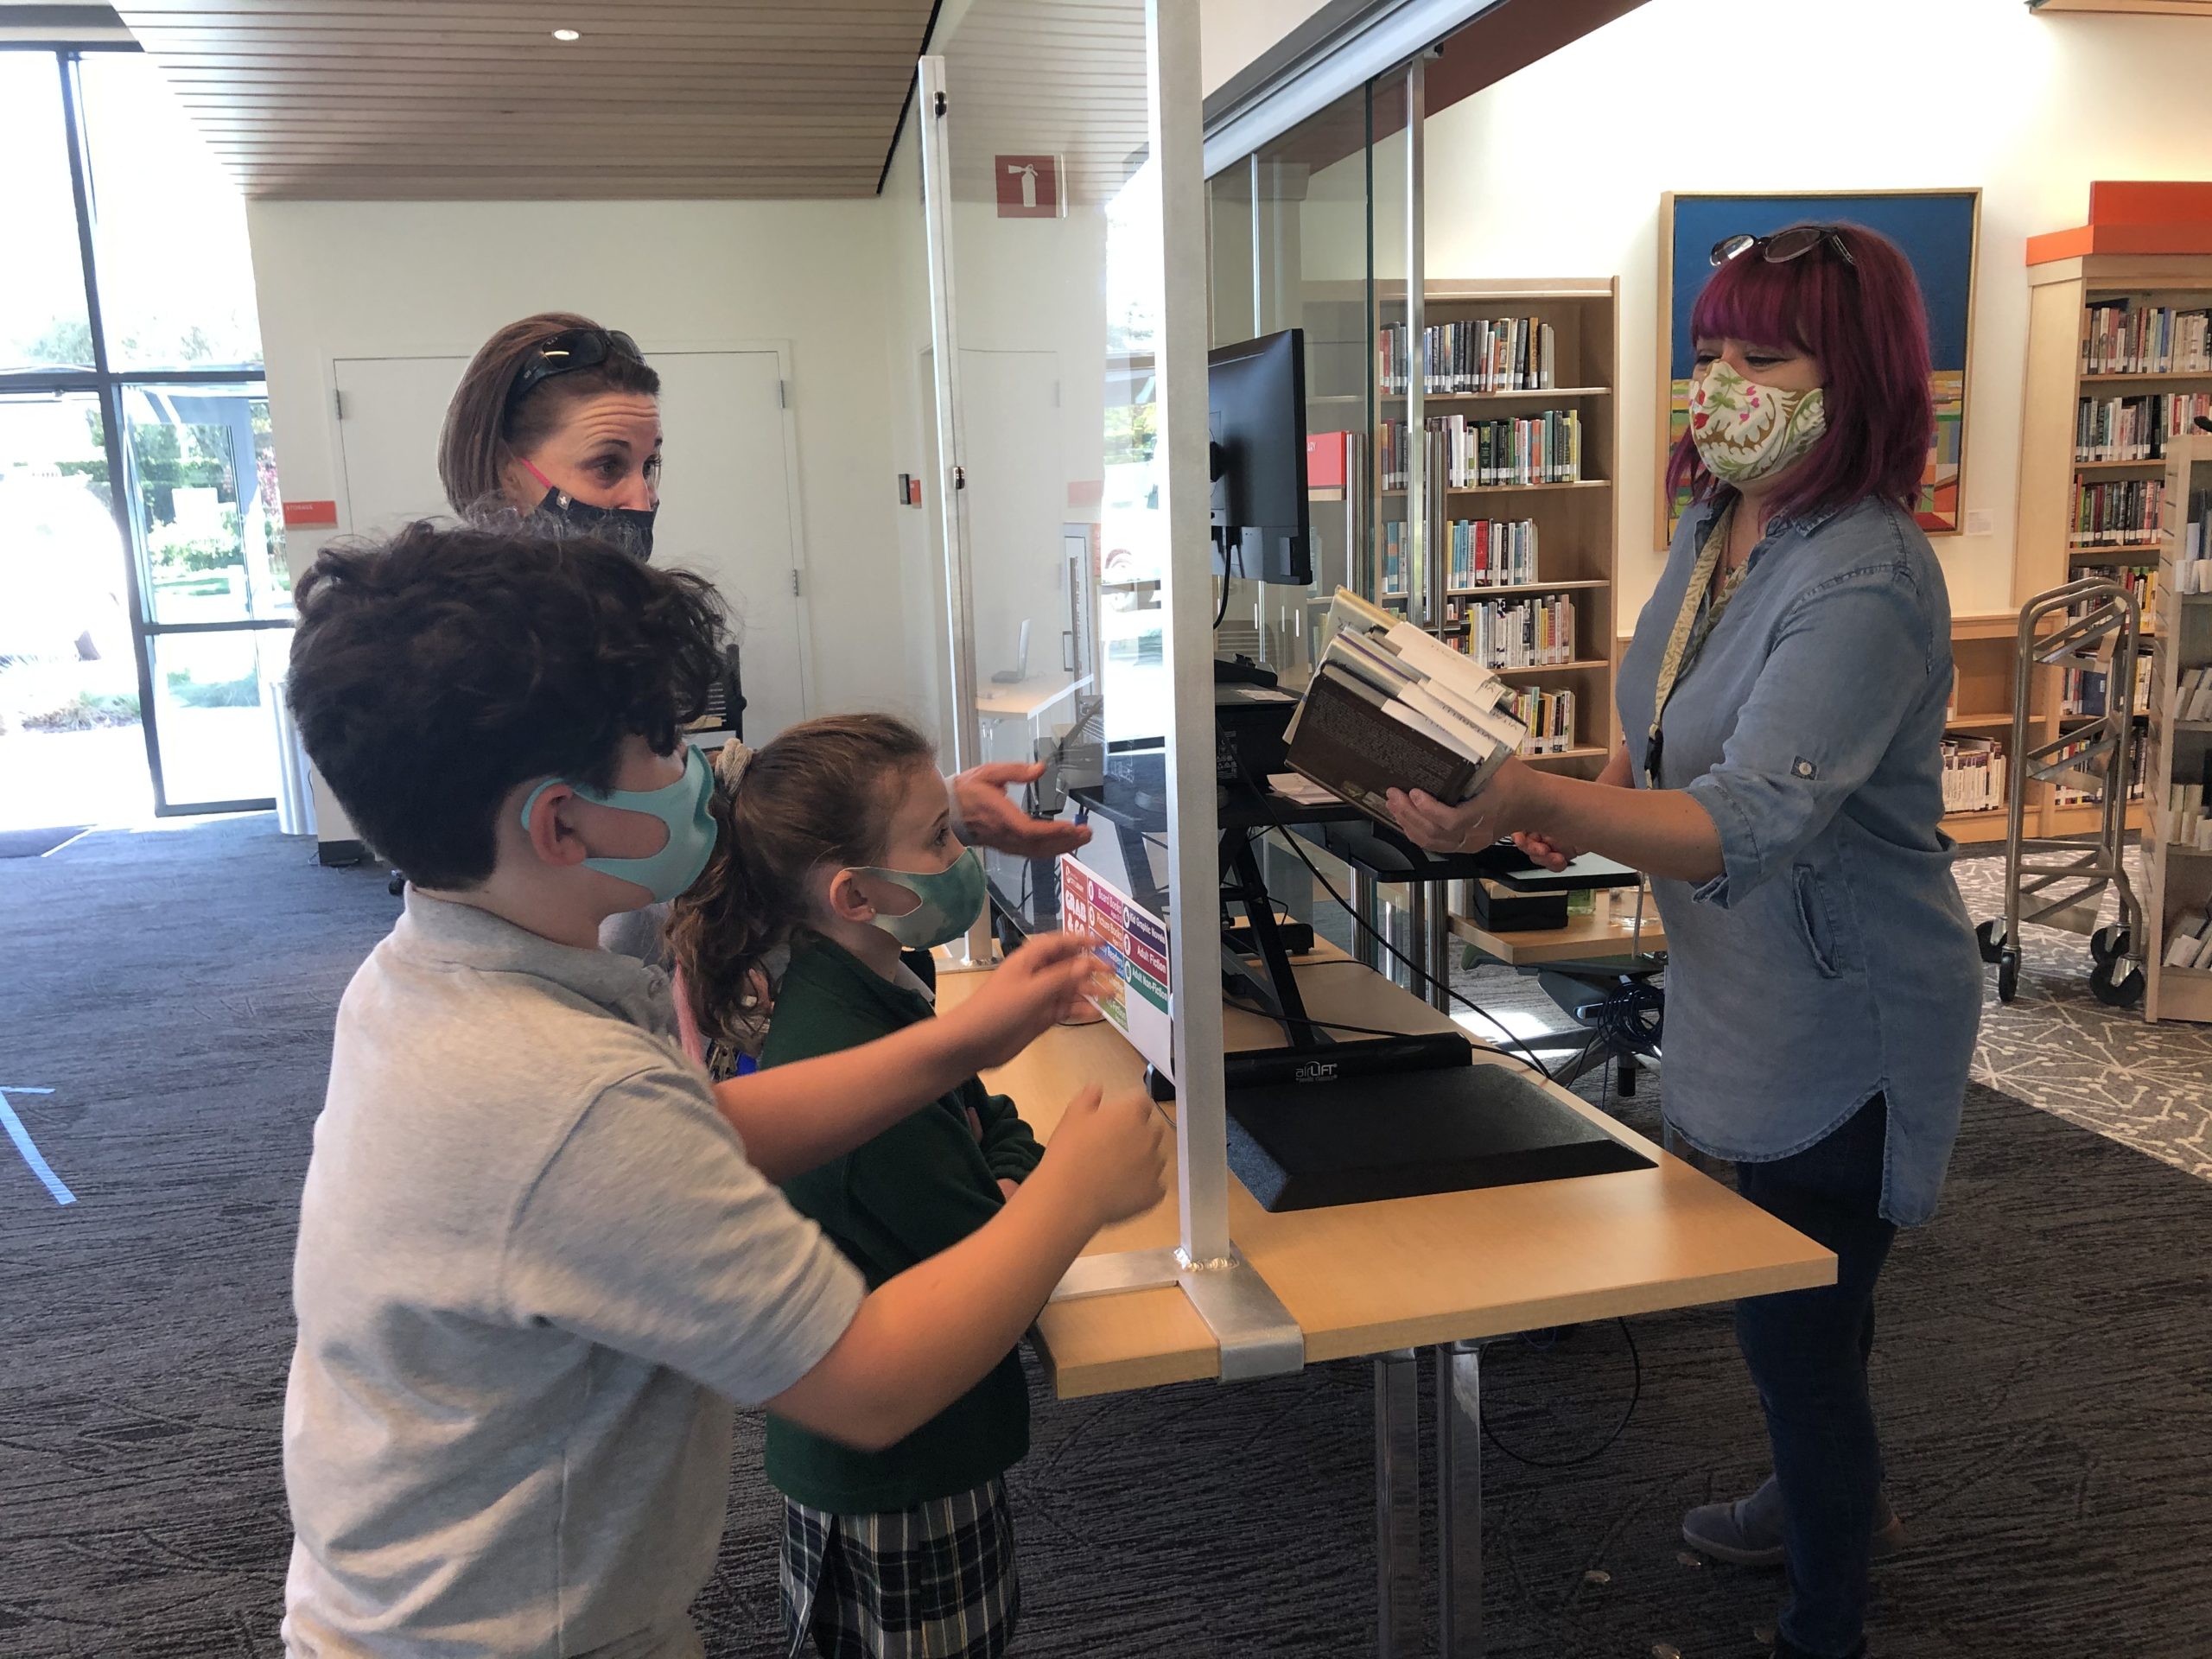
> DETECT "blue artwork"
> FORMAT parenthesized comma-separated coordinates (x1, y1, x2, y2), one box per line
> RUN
(1660, 190, 1980, 535)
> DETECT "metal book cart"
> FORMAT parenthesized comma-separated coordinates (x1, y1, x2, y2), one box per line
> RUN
(1977, 575, 2145, 1006)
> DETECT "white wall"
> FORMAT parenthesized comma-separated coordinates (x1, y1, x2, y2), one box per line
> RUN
(1201, 0, 1334, 95)
(248, 197, 917, 735)
(1414, 0, 2212, 626)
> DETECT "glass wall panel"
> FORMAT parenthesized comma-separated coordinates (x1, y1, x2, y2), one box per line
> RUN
(147, 629, 283, 806)
(936, 0, 1162, 932)
(0, 56, 94, 375)
(78, 53, 265, 372)
(120, 385, 288, 628)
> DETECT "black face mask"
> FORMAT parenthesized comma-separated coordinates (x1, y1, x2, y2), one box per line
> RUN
(531, 484, 657, 563)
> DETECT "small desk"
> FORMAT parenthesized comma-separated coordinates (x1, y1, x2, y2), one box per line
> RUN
(942, 957, 1829, 1656)
(973, 673, 1090, 723)
(1450, 883, 1669, 967)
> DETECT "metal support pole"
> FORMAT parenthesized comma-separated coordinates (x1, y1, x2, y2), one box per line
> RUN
(1436, 1340, 1484, 1657)
(1423, 880, 1452, 1013)
(1373, 1350, 1421, 1658)
(1402, 54, 1427, 629)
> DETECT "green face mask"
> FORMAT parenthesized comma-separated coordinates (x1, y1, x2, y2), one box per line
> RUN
(848, 846, 987, 950)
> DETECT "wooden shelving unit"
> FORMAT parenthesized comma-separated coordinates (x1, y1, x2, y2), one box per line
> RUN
(2145, 434, 2212, 1023)
(1372, 277, 1618, 776)
(2004, 251, 2212, 841)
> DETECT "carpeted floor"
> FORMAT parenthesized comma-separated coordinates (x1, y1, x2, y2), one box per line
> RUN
(3, 815, 2209, 1656)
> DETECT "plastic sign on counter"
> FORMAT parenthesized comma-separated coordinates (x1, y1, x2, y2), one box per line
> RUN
(1058, 854, 1173, 1081)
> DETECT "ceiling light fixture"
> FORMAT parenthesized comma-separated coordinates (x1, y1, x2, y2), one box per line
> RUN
(551, 28, 582, 41)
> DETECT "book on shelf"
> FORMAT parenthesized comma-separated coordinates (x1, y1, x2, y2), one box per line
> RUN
(2181, 490, 2212, 594)
(1287, 587, 1527, 827)
(1506, 685, 1576, 756)
(2074, 392, 2212, 461)
(2047, 729, 2148, 805)
(1380, 412, 1585, 489)
(1381, 519, 1409, 596)
(2165, 753, 2212, 855)
(1377, 316, 1558, 396)
(2070, 478, 2164, 546)
(2060, 660, 2152, 718)
(2177, 665, 2212, 721)
(2081, 301, 2212, 376)
(1445, 517, 1539, 588)
(1941, 737, 2007, 815)
(1462, 594, 1577, 670)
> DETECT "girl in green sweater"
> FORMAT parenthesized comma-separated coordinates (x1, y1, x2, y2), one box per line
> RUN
(670, 714, 1045, 1659)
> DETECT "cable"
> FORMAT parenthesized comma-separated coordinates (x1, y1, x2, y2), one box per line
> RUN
(1212, 537, 1240, 630)
(1230, 761, 1554, 1083)
(1478, 1318, 1642, 1470)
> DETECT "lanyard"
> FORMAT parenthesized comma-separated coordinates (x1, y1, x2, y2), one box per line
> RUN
(1647, 503, 1753, 789)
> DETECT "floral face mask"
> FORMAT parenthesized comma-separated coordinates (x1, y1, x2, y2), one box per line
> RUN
(1688, 357, 1827, 487)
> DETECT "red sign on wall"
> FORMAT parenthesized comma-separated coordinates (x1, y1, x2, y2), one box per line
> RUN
(282, 499, 339, 528)
(995, 155, 1063, 219)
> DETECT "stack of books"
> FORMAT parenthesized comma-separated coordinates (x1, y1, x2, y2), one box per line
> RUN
(1284, 588, 1527, 829)
(2073, 392, 2212, 461)
(1940, 737, 2007, 814)
(2081, 302, 2212, 374)
(2161, 899, 2212, 972)
(2060, 658, 2152, 717)
(2174, 665, 2212, 720)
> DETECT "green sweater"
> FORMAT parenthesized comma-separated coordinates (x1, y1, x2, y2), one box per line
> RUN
(758, 934, 1045, 1513)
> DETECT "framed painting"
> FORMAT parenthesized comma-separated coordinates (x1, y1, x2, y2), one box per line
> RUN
(1656, 188, 1980, 545)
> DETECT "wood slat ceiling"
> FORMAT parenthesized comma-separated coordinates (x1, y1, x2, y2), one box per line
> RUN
(113, 0, 940, 199)
(937, 0, 1149, 209)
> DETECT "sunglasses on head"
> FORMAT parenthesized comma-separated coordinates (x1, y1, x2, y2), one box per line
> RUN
(504, 327, 645, 413)
(1709, 225, 1857, 269)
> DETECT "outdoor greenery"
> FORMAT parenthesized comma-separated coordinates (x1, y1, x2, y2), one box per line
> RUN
(50, 404, 289, 590)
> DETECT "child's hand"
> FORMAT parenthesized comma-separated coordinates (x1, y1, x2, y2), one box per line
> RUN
(1036, 1084, 1168, 1228)
(949, 931, 1115, 1070)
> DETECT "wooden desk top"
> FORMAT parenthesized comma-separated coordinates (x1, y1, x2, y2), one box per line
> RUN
(1450, 884, 1669, 967)
(944, 951, 1827, 1400)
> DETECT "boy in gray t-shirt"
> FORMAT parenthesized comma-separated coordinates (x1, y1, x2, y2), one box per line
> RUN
(281, 522, 1166, 1656)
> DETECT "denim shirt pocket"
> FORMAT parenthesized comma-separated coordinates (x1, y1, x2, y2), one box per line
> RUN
(1792, 863, 1845, 979)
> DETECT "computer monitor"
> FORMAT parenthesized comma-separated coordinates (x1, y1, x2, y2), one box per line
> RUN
(1208, 328, 1313, 588)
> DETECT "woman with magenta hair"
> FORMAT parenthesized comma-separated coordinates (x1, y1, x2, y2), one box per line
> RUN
(1389, 223, 1980, 1659)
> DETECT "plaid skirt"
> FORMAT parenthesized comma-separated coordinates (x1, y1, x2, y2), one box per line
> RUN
(779, 1478, 1020, 1659)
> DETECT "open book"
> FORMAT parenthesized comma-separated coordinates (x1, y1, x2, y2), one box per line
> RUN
(1282, 588, 1528, 830)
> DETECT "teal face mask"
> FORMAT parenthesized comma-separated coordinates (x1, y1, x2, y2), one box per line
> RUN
(519, 742, 718, 904)
(849, 846, 988, 950)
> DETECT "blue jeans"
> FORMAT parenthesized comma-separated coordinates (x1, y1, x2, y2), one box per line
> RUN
(1733, 1095, 1896, 1659)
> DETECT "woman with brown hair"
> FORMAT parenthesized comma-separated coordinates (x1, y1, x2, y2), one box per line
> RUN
(435, 312, 1090, 899)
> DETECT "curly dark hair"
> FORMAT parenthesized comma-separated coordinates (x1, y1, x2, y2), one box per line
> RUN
(287, 519, 726, 891)
(667, 714, 936, 1058)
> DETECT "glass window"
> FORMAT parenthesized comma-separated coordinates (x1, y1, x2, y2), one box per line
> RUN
(119, 385, 289, 626)
(77, 53, 265, 372)
(0, 54, 95, 374)
(147, 629, 283, 805)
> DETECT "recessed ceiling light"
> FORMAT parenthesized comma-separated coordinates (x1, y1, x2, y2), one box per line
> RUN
(551, 28, 581, 41)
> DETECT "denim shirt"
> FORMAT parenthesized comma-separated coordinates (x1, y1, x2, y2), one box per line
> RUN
(1618, 493, 1982, 1225)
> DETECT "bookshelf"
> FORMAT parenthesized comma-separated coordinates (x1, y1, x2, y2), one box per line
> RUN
(2145, 433, 2212, 1023)
(2007, 252, 2212, 840)
(1372, 276, 1618, 778)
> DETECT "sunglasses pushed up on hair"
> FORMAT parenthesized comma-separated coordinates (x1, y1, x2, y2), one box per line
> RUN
(1709, 225, 1857, 270)
(504, 327, 645, 413)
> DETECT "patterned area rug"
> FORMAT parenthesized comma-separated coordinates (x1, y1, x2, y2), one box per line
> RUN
(1950, 845, 2212, 1183)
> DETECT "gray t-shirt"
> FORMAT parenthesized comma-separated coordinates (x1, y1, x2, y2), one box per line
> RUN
(283, 893, 865, 1656)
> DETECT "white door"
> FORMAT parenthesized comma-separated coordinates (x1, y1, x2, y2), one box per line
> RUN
(332, 350, 810, 741)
